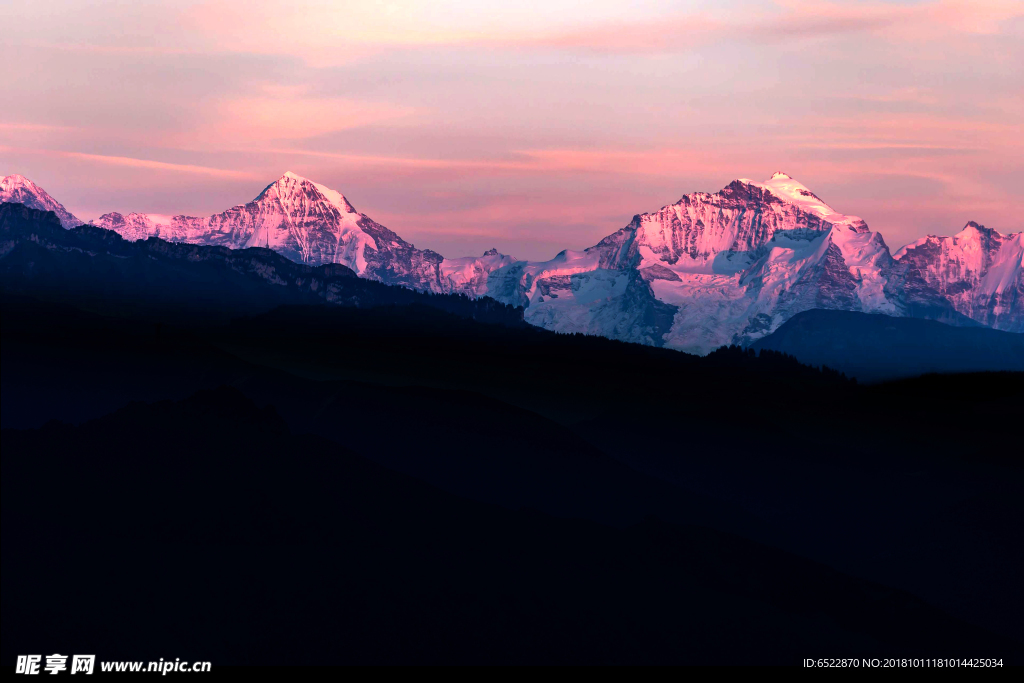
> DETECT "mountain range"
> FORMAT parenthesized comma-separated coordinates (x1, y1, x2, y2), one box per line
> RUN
(3, 171, 1021, 353)
(3, 188, 1023, 661)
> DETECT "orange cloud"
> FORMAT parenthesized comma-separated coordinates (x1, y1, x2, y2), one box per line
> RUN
(155, 83, 421, 151)
(181, 0, 503, 67)
(210, 98, 416, 145)
(178, 0, 1024, 62)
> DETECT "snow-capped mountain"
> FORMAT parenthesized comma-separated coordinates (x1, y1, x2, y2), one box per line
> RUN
(0, 174, 82, 228)
(5, 171, 1021, 353)
(91, 172, 468, 292)
(475, 173, 903, 353)
(895, 222, 1023, 332)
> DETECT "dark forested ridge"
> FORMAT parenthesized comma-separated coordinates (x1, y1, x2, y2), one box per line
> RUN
(3, 202, 1022, 664)
(752, 308, 1024, 382)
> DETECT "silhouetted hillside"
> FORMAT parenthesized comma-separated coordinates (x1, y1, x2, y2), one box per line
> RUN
(4, 389, 1018, 664)
(751, 309, 1024, 382)
(4, 293, 1022, 654)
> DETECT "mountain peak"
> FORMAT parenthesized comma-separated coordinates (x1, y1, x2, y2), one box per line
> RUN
(254, 173, 355, 214)
(1, 174, 83, 228)
(956, 221, 997, 238)
(954, 222, 1008, 246)
(1, 174, 42, 195)
(750, 173, 834, 214)
(310, 180, 356, 214)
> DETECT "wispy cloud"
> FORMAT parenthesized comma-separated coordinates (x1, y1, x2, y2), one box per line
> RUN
(173, 0, 1024, 61)
(16, 41, 197, 57)
(0, 123, 78, 132)
(255, 148, 532, 171)
(245, 146, 738, 179)
(794, 142, 981, 152)
(1, 146, 260, 180)
(176, 91, 420, 149)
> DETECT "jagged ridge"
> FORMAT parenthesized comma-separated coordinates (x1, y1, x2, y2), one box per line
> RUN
(4, 171, 1021, 351)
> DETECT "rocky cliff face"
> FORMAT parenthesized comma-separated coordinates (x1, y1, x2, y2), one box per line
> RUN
(597, 175, 839, 270)
(894, 222, 1024, 331)
(475, 173, 902, 353)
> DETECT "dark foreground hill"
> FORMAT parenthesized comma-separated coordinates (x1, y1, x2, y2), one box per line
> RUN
(751, 309, 1024, 382)
(2, 203, 1023, 663)
(3, 388, 1018, 665)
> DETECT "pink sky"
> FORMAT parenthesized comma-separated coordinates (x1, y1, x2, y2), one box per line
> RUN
(2, 0, 1021, 260)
